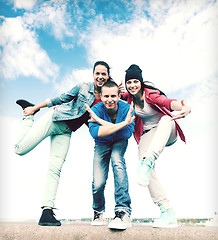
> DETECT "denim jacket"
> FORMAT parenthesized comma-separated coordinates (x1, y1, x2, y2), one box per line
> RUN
(45, 82, 95, 121)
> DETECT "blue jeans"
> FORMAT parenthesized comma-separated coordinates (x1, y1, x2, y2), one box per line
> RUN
(92, 140, 131, 216)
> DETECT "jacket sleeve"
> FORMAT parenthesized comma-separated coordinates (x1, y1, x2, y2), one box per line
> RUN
(88, 106, 101, 139)
(117, 121, 135, 139)
(46, 84, 81, 107)
(89, 122, 100, 139)
(115, 107, 135, 140)
(149, 92, 176, 111)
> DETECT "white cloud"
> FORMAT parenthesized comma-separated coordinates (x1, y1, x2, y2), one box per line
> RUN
(81, 0, 218, 93)
(23, 1, 74, 41)
(0, 17, 59, 82)
(12, 0, 36, 10)
(0, 0, 77, 83)
(54, 68, 93, 93)
(61, 42, 74, 50)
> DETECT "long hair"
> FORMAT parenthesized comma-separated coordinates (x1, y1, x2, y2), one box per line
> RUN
(93, 61, 113, 81)
(142, 81, 166, 96)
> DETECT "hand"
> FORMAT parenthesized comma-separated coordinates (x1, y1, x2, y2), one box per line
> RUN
(125, 102, 135, 125)
(118, 80, 126, 93)
(171, 100, 191, 120)
(85, 104, 101, 123)
(24, 106, 36, 116)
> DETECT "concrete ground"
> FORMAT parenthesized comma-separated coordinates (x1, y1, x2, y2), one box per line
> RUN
(0, 222, 217, 240)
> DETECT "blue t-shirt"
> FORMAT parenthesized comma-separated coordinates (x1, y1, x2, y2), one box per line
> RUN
(89, 100, 135, 145)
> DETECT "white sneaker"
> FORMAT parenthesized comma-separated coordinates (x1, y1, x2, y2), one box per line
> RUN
(136, 157, 154, 187)
(108, 211, 132, 230)
(153, 207, 178, 228)
(91, 211, 104, 226)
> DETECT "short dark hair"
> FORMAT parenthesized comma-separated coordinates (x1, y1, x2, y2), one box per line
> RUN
(101, 81, 120, 95)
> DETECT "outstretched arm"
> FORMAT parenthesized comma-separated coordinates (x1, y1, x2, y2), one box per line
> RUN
(171, 100, 191, 120)
(23, 84, 82, 116)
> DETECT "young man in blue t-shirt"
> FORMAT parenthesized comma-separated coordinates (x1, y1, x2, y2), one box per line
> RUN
(86, 81, 135, 230)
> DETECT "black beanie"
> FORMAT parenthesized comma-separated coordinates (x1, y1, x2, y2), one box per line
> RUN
(125, 64, 143, 83)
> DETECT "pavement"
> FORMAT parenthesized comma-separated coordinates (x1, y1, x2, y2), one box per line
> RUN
(0, 222, 217, 240)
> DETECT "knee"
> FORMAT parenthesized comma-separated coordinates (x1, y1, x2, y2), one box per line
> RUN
(160, 115, 174, 126)
(48, 162, 63, 178)
(113, 162, 125, 173)
(92, 179, 105, 193)
(111, 154, 125, 170)
(160, 115, 171, 122)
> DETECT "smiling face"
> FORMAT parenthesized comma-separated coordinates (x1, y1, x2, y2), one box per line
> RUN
(125, 79, 142, 96)
(101, 86, 120, 114)
(93, 64, 109, 88)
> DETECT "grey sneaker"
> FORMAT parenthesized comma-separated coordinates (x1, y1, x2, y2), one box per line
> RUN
(108, 211, 132, 230)
(91, 211, 104, 226)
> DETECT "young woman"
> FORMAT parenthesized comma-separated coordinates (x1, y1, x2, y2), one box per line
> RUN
(14, 61, 112, 226)
(123, 64, 191, 228)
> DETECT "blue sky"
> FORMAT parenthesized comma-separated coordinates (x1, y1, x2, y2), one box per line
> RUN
(0, 0, 217, 221)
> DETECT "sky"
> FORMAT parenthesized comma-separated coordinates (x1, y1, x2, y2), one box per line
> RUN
(0, 0, 217, 221)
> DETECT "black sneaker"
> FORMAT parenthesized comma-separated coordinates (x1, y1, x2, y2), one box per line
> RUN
(38, 209, 61, 226)
(16, 99, 40, 115)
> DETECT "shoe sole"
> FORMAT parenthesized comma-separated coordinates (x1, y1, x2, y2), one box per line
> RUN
(108, 223, 132, 230)
(16, 99, 40, 114)
(38, 222, 61, 226)
(91, 222, 105, 226)
(153, 223, 178, 228)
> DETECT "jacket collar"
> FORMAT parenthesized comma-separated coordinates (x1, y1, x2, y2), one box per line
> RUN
(89, 82, 95, 94)
(144, 87, 160, 96)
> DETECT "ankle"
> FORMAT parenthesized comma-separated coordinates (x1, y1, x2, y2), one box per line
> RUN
(43, 206, 52, 210)
(141, 156, 154, 166)
(159, 204, 171, 212)
(16, 99, 40, 115)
